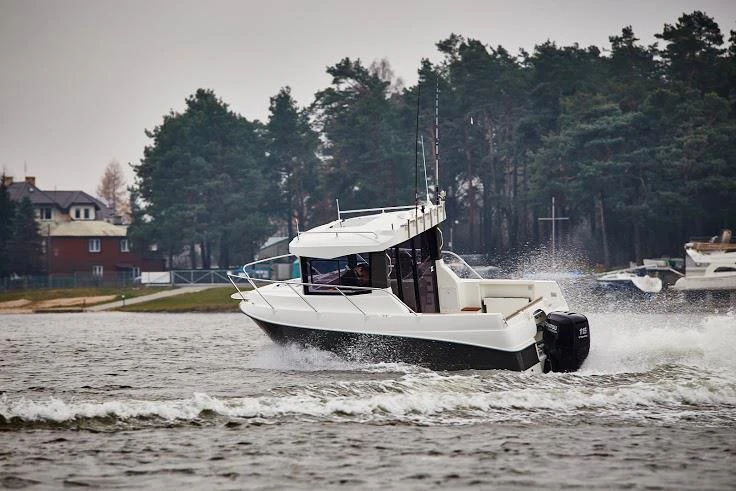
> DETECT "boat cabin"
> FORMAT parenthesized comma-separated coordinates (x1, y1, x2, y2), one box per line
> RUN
(292, 204, 444, 313)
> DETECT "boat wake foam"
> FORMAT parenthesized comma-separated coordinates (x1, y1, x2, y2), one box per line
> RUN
(2, 365, 735, 429)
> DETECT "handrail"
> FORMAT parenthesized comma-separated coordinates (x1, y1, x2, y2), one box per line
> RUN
(338, 204, 418, 218)
(441, 250, 484, 279)
(506, 297, 543, 320)
(228, 273, 417, 317)
(296, 230, 380, 240)
(243, 253, 295, 269)
(399, 201, 445, 238)
(229, 255, 418, 317)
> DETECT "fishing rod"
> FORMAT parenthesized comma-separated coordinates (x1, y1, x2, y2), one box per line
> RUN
(414, 84, 420, 214)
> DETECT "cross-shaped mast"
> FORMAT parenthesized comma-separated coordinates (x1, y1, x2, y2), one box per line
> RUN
(538, 197, 569, 267)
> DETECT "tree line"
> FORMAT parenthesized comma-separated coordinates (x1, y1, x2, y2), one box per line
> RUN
(130, 11, 736, 269)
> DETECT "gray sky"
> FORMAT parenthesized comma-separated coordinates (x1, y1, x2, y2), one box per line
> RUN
(1, 0, 735, 197)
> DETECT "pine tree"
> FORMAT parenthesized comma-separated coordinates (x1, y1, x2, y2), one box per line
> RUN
(8, 198, 44, 275)
(0, 176, 15, 278)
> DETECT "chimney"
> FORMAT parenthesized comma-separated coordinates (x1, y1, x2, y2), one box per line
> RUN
(25, 176, 36, 186)
(3, 176, 13, 186)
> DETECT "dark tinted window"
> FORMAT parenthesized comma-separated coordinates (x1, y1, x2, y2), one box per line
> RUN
(303, 254, 371, 294)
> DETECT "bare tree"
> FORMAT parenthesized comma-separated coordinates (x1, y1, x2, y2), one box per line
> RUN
(97, 159, 130, 222)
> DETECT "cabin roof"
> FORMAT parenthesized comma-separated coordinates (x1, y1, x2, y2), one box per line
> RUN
(289, 202, 446, 259)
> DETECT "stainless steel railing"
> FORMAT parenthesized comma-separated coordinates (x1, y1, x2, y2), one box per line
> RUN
(227, 254, 417, 317)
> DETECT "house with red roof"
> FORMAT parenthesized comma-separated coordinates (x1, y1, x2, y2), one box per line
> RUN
(5, 176, 163, 282)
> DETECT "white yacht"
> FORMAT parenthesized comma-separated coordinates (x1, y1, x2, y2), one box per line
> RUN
(229, 199, 590, 372)
(673, 229, 736, 292)
(595, 267, 663, 294)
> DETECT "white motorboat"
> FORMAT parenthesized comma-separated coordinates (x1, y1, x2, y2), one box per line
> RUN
(228, 199, 590, 372)
(595, 267, 663, 294)
(673, 229, 736, 292)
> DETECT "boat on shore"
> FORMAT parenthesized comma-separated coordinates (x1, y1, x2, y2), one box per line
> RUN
(228, 199, 590, 373)
(673, 229, 736, 295)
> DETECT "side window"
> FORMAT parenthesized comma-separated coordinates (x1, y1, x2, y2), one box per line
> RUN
(37, 207, 52, 220)
(89, 238, 101, 253)
(92, 265, 103, 277)
(120, 239, 130, 252)
(303, 254, 371, 294)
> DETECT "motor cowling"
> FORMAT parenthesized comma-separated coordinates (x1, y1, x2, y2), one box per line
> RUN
(542, 311, 590, 373)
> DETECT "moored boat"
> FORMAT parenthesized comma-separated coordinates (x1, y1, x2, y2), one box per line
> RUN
(595, 267, 663, 294)
(228, 198, 590, 372)
(673, 229, 736, 293)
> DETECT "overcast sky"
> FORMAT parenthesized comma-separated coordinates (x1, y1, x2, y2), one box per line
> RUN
(1, 0, 735, 197)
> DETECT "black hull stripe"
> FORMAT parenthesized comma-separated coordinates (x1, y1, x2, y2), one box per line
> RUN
(252, 318, 541, 371)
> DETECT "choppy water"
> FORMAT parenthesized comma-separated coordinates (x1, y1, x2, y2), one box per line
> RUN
(1, 310, 735, 489)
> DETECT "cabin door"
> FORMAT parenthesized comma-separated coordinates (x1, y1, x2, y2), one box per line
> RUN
(388, 228, 440, 313)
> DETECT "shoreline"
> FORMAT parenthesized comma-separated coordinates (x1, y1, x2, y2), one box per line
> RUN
(0, 285, 240, 314)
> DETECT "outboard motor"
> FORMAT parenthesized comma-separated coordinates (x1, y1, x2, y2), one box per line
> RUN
(541, 311, 590, 373)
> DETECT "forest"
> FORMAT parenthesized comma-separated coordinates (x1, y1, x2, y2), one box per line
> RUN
(129, 11, 736, 270)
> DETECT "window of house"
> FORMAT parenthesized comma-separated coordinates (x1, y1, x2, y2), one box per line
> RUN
(92, 265, 103, 277)
(83, 208, 90, 219)
(37, 207, 52, 220)
(74, 208, 81, 219)
(120, 239, 130, 252)
(89, 238, 101, 253)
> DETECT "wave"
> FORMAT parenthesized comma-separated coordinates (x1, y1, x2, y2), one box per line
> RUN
(3, 365, 735, 430)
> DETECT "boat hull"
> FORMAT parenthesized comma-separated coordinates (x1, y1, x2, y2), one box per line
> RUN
(673, 274, 736, 291)
(251, 317, 542, 372)
(595, 275, 662, 294)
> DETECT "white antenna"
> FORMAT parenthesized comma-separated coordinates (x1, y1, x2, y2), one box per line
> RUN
(420, 135, 430, 204)
(434, 83, 440, 203)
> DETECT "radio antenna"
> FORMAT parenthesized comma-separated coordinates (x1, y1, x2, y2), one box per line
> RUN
(434, 82, 440, 204)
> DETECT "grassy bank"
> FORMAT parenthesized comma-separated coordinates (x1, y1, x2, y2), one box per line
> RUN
(0, 286, 163, 304)
(1, 285, 247, 313)
(117, 286, 240, 313)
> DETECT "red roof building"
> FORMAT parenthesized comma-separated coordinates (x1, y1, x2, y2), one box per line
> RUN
(5, 176, 163, 280)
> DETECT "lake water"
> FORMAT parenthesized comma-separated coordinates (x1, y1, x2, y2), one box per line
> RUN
(1, 307, 735, 489)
